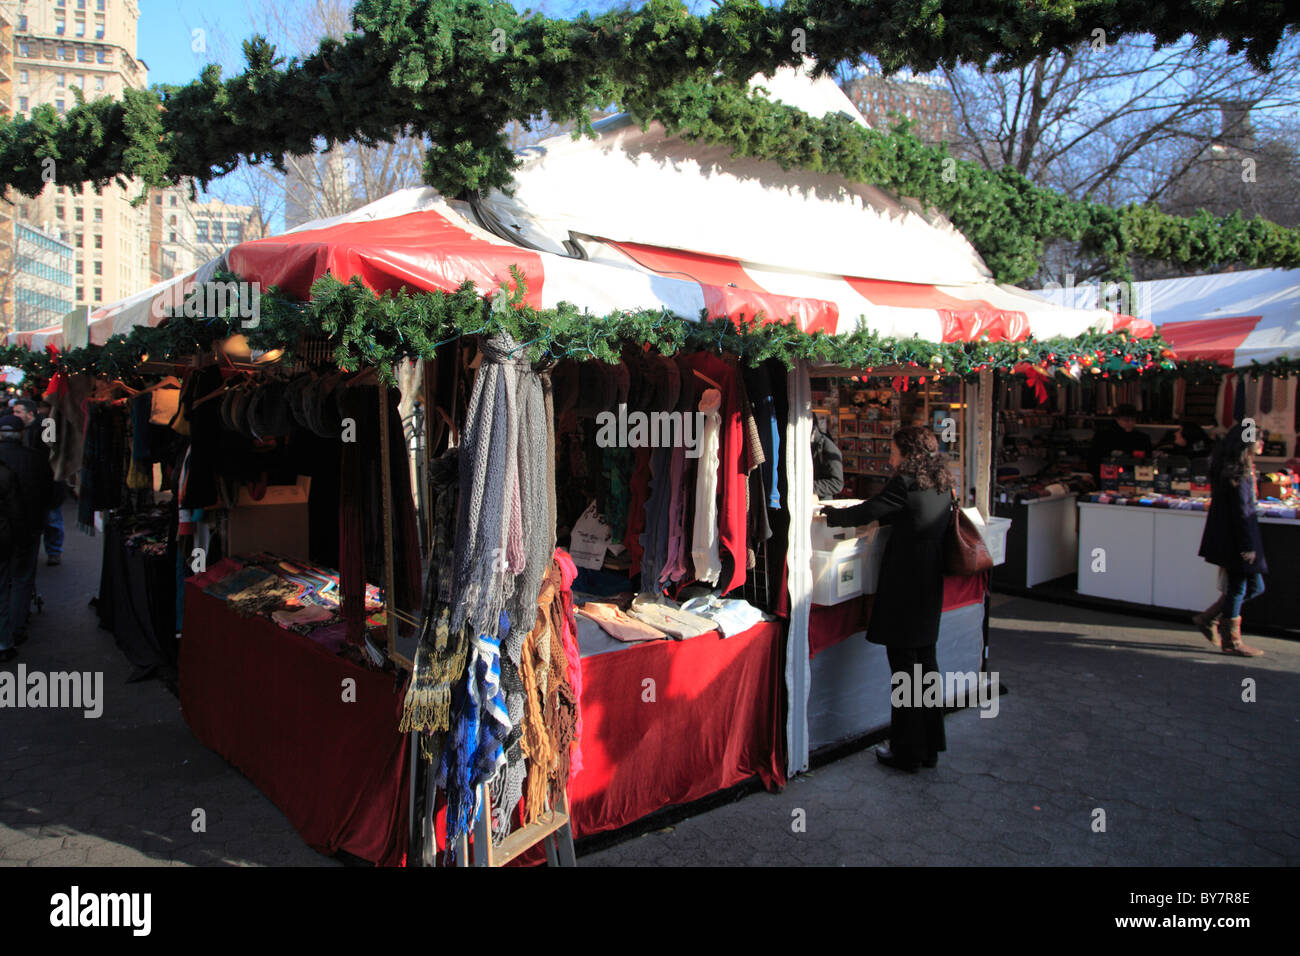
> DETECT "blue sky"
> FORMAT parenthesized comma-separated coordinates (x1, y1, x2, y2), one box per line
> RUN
(137, 1, 715, 86)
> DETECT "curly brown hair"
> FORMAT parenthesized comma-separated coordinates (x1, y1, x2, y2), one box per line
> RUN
(892, 425, 955, 493)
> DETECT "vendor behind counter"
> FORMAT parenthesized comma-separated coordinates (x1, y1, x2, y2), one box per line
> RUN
(1087, 403, 1153, 480)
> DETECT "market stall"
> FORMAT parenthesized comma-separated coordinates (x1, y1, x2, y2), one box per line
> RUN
(5, 67, 1146, 865)
(1018, 270, 1300, 630)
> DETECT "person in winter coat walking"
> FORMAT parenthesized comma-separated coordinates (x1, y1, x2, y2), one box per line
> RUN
(1194, 422, 1267, 656)
(0, 415, 53, 659)
(821, 425, 954, 771)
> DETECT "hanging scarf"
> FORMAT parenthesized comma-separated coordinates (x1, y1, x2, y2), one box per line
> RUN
(400, 451, 470, 742)
(494, 345, 555, 834)
(450, 335, 519, 640)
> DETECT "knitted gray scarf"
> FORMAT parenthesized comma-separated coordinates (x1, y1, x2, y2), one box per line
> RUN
(493, 348, 555, 834)
(451, 335, 518, 639)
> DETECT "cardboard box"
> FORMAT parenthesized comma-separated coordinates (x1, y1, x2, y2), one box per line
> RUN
(227, 476, 312, 561)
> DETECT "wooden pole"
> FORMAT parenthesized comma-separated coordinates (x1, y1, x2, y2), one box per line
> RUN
(976, 369, 993, 519)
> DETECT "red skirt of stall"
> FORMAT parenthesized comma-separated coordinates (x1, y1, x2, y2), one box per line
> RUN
(179, 586, 410, 867)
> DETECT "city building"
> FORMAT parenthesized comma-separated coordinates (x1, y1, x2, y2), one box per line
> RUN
(11, 221, 75, 332)
(153, 185, 265, 280)
(10, 0, 151, 321)
(841, 71, 957, 145)
(0, 7, 18, 333)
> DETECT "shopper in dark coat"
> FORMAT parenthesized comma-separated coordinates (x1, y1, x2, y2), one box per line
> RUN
(1195, 423, 1266, 656)
(823, 425, 954, 771)
(0, 415, 53, 657)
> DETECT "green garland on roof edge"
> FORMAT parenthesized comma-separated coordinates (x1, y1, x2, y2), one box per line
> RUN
(0, 269, 1212, 388)
(1, 1, 1299, 286)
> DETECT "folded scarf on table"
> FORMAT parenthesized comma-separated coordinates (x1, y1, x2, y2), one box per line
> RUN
(679, 594, 769, 638)
(628, 593, 720, 639)
(576, 602, 672, 642)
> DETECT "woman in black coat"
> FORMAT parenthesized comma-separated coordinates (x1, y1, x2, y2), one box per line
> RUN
(821, 425, 954, 771)
(1195, 423, 1266, 656)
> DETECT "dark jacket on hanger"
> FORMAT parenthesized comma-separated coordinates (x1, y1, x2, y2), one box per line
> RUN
(811, 426, 843, 499)
(1199, 474, 1267, 576)
(824, 473, 950, 647)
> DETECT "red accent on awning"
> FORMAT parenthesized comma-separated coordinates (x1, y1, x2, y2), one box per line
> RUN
(937, 308, 1031, 343)
(607, 240, 838, 334)
(843, 276, 971, 309)
(846, 276, 1029, 342)
(226, 209, 545, 307)
(1159, 315, 1261, 366)
(1111, 313, 1156, 339)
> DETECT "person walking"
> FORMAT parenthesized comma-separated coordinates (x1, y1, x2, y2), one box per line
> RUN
(0, 415, 53, 656)
(0, 453, 24, 663)
(1194, 423, 1267, 656)
(821, 425, 953, 771)
(12, 398, 62, 566)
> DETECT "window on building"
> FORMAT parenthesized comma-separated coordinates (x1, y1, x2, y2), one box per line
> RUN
(93, 208, 101, 222)
(169, 231, 177, 243)
(57, 0, 67, 7)
(56, 99, 65, 113)
(98, 0, 106, 10)
(18, 16, 27, 31)
(75, 232, 84, 246)
(55, 205, 65, 219)
(96, 19, 105, 39)
(97, 50, 106, 64)
(56, 20, 66, 35)
(18, 97, 28, 112)
(77, 287, 85, 302)
(169, 214, 176, 225)
(228, 222, 243, 242)
(18, 42, 30, 57)
(58, 47, 68, 60)
(57, 73, 66, 87)
(74, 208, 82, 221)
(196, 221, 209, 242)
(94, 286, 101, 301)
(169, 195, 177, 206)
(77, 0, 86, 9)
(211, 221, 224, 242)
(93, 261, 102, 275)
(78, 49, 88, 62)
(76, 20, 86, 37)
(94, 76, 103, 90)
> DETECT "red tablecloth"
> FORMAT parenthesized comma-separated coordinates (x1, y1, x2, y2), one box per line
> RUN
(565, 619, 787, 839)
(179, 585, 410, 866)
(808, 573, 987, 659)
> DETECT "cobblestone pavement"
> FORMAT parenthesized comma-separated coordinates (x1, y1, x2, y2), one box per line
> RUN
(3, 510, 1297, 866)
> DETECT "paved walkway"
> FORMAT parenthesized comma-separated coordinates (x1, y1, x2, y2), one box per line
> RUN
(2, 510, 1296, 866)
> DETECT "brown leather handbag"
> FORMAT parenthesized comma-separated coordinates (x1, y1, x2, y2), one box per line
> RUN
(944, 494, 993, 576)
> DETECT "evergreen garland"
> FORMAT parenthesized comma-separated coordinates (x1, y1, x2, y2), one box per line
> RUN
(0, 268, 1186, 386)
(0, 1, 1297, 285)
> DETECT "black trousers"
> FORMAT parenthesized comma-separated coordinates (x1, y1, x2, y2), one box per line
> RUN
(885, 642, 947, 766)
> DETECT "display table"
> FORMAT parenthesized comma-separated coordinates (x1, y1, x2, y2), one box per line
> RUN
(1076, 501, 1300, 630)
(96, 518, 178, 683)
(179, 585, 410, 867)
(566, 619, 786, 838)
(993, 493, 1078, 588)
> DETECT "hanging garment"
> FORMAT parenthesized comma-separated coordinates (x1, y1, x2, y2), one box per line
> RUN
(1234, 375, 1247, 424)
(622, 445, 653, 578)
(495, 345, 555, 833)
(639, 445, 674, 592)
(659, 444, 690, 586)
(1259, 374, 1273, 414)
(553, 548, 583, 780)
(691, 387, 723, 586)
(400, 452, 471, 747)
(742, 362, 781, 508)
(685, 353, 748, 594)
